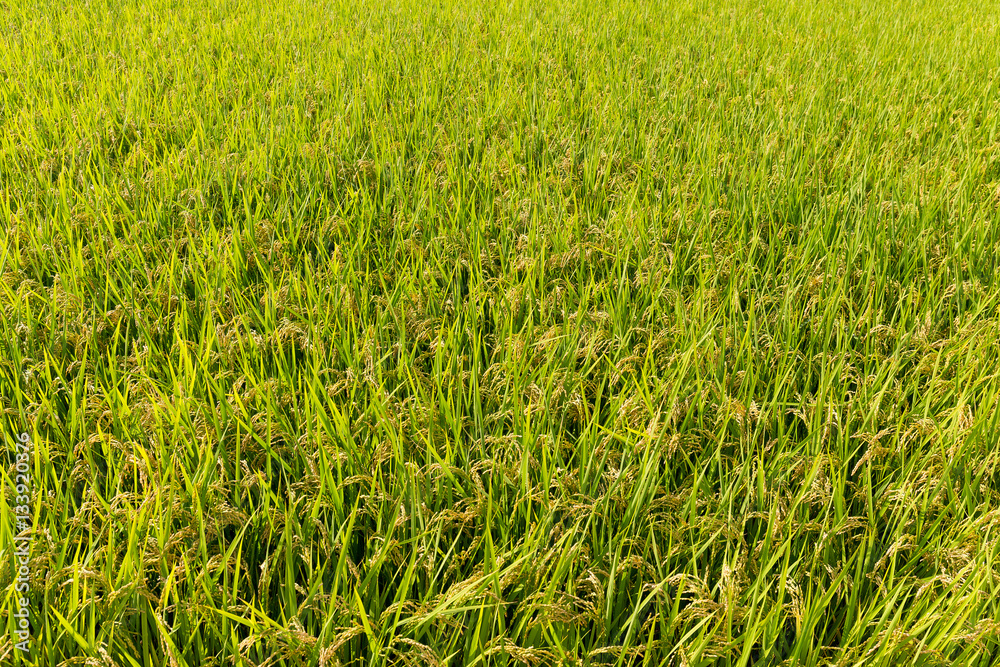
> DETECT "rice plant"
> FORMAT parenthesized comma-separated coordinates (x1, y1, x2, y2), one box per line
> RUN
(2, 0, 1000, 664)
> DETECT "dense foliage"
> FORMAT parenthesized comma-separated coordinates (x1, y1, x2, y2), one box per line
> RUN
(2, 0, 1000, 664)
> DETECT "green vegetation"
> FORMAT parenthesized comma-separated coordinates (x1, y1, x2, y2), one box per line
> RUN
(3, 0, 1000, 663)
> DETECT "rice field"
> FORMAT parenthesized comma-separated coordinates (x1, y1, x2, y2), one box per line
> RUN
(3, 0, 1000, 664)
